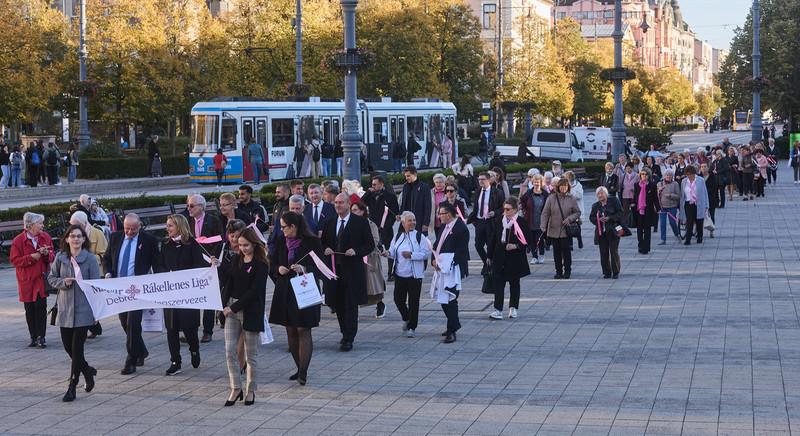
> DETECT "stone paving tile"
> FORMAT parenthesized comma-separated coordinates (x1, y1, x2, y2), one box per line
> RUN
(2, 176, 800, 435)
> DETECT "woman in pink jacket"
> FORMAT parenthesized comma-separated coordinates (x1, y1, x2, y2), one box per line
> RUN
(753, 148, 769, 198)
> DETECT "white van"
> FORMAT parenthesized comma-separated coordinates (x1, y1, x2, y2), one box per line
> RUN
(573, 127, 612, 161)
(528, 128, 582, 162)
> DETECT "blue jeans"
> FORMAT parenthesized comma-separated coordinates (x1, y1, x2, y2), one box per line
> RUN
(0, 165, 8, 188)
(68, 165, 77, 184)
(251, 162, 263, 184)
(11, 167, 21, 187)
(659, 207, 679, 241)
(336, 157, 343, 176)
(321, 158, 332, 177)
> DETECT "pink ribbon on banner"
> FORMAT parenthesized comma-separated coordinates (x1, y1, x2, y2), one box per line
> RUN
(246, 215, 268, 244)
(380, 206, 389, 229)
(196, 235, 223, 244)
(309, 251, 338, 280)
(511, 219, 528, 245)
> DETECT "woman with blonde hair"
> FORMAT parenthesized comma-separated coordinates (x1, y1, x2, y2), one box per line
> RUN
(158, 214, 208, 376)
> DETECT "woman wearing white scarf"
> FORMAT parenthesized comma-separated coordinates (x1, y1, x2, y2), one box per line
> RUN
(486, 197, 530, 320)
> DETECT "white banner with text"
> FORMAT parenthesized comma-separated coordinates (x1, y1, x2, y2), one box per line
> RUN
(76, 267, 223, 320)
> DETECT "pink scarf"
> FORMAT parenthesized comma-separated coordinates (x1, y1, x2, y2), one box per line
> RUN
(637, 180, 647, 215)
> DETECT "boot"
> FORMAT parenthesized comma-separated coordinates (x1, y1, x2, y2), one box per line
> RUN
(83, 366, 97, 392)
(62, 378, 78, 402)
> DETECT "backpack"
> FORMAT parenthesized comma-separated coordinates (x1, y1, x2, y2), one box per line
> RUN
(312, 144, 321, 162)
(10, 152, 22, 168)
(46, 149, 58, 166)
(31, 150, 40, 166)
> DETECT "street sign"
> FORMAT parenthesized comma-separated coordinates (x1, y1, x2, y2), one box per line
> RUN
(480, 102, 493, 129)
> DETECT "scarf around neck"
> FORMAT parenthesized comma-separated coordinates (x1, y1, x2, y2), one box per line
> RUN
(637, 180, 648, 215)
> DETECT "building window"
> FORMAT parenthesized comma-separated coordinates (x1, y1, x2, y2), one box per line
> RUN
(483, 3, 497, 30)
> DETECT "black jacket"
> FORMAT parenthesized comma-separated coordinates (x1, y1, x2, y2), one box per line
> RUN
(468, 186, 504, 224)
(589, 197, 625, 244)
(188, 212, 224, 257)
(487, 216, 530, 280)
(157, 238, 207, 330)
(433, 218, 469, 278)
(361, 188, 400, 244)
(103, 231, 159, 278)
(221, 255, 267, 332)
(400, 180, 432, 231)
(237, 199, 267, 232)
(320, 214, 375, 306)
(632, 181, 660, 226)
(600, 173, 620, 197)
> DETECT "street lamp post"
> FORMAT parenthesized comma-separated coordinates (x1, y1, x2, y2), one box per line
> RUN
(340, 0, 362, 180)
(610, 0, 626, 160)
(295, 0, 303, 85)
(751, 0, 762, 143)
(77, 0, 90, 150)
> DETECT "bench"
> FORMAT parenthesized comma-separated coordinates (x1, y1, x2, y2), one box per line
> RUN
(172, 200, 219, 216)
(571, 167, 596, 184)
(0, 220, 25, 256)
(120, 205, 174, 233)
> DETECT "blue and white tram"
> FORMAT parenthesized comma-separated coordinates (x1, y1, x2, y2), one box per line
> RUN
(188, 97, 458, 183)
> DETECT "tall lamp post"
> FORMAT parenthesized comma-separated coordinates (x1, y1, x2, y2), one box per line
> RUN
(294, 0, 303, 86)
(750, 0, 763, 143)
(339, 0, 362, 180)
(77, 0, 90, 149)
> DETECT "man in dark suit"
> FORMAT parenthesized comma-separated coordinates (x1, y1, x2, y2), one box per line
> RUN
(361, 175, 400, 278)
(186, 194, 223, 343)
(398, 166, 431, 234)
(303, 183, 335, 237)
(321, 193, 375, 351)
(468, 171, 505, 266)
(103, 213, 160, 375)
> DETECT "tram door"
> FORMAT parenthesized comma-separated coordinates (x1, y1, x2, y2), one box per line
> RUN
(241, 117, 267, 182)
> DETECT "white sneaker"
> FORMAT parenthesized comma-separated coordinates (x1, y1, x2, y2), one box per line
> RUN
(509, 308, 518, 318)
(489, 310, 503, 320)
(406, 329, 415, 338)
(530, 257, 538, 265)
(537, 257, 545, 264)
(401, 321, 408, 332)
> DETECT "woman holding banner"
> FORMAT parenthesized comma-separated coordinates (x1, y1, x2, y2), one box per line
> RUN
(159, 214, 207, 376)
(487, 197, 530, 320)
(269, 211, 323, 386)
(221, 227, 268, 406)
(431, 202, 469, 344)
(48, 224, 100, 402)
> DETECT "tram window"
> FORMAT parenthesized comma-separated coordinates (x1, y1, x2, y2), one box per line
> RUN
(429, 114, 443, 146)
(373, 117, 388, 144)
(192, 114, 219, 153)
(221, 118, 237, 151)
(272, 118, 294, 148)
(407, 116, 424, 143)
(332, 119, 341, 144)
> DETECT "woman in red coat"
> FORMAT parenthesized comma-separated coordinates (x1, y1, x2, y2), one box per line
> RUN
(9, 212, 55, 348)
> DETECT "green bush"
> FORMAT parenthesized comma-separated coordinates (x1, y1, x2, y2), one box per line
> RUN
(77, 155, 187, 179)
(628, 127, 672, 151)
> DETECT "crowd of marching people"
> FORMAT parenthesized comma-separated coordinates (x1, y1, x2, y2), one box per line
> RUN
(9, 136, 795, 405)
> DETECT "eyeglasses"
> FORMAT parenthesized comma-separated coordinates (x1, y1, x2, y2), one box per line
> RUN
(437, 212, 450, 216)
(69, 234, 85, 239)
(188, 204, 199, 208)
(503, 207, 514, 211)
(445, 189, 456, 193)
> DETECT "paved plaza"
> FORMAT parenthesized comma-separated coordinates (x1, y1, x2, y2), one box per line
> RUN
(1, 173, 799, 435)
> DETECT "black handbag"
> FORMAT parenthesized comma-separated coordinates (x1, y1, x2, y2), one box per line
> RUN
(555, 196, 581, 238)
(480, 263, 494, 294)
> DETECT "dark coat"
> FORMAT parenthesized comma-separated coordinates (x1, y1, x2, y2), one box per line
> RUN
(320, 214, 375, 306)
(157, 238, 207, 330)
(399, 180, 432, 230)
(220, 208, 252, 232)
(237, 199, 268, 232)
(268, 234, 322, 328)
(468, 186, 505, 223)
(360, 188, 400, 245)
(589, 197, 625, 244)
(520, 189, 547, 231)
(432, 218, 469, 278)
(705, 173, 719, 210)
(632, 181, 660, 227)
(221, 255, 267, 332)
(188, 212, 224, 256)
(302, 201, 336, 236)
(711, 157, 730, 186)
(103, 230, 159, 278)
(487, 216, 530, 280)
(600, 173, 620, 197)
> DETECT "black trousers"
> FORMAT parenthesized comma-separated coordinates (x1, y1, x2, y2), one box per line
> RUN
(636, 219, 652, 253)
(755, 176, 765, 196)
(768, 167, 777, 184)
(215, 169, 224, 184)
(334, 281, 358, 342)
(742, 172, 754, 196)
(683, 202, 704, 243)
(551, 237, 572, 275)
(24, 295, 47, 340)
(27, 166, 38, 187)
(46, 165, 57, 185)
(202, 310, 215, 335)
(60, 326, 89, 380)
(493, 277, 520, 311)
(393, 276, 422, 330)
(529, 229, 545, 257)
(598, 236, 621, 276)
(441, 289, 460, 334)
(473, 219, 491, 262)
(718, 185, 726, 207)
(119, 310, 148, 365)
(166, 327, 199, 364)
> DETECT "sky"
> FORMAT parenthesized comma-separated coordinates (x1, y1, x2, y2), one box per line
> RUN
(677, 0, 752, 51)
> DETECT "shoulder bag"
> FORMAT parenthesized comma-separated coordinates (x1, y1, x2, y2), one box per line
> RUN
(555, 195, 580, 238)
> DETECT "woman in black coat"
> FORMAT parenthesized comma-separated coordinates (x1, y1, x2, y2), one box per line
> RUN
(632, 168, 660, 255)
(487, 197, 530, 320)
(221, 227, 268, 406)
(269, 211, 322, 385)
(589, 187, 625, 279)
(159, 214, 208, 376)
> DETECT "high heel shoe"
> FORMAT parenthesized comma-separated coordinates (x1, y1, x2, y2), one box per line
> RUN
(224, 389, 242, 407)
(83, 366, 97, 393)
(62, 379, 77, 402)
(244, 391, 255, 406)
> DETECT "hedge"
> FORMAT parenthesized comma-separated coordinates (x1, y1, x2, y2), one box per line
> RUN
(77, 155, 188, 179)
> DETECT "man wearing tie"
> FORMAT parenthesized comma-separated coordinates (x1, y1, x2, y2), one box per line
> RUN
(186, 194, 223, 343)
(103, 213, 159, 375)
(321, 194, 375, 351)
(468, 172, 505, 267)
(303, 184, 335, 237)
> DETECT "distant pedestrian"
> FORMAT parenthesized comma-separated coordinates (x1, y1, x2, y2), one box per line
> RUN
(150, 152, 162, 178)
(679, 165, 709, 246)
(386, 212, 431, 338)
(44, 142, 60, 185)
(147, 135, 160, 175)
(487, 197, 529, 320)
(67, 145, 79, 184)
(10, 146, 23, 187)
(656, 170, 681, 245)
(246, 137, 265, 184)
(633, 168, 659, 254)
(790, 141, 800, 184)
(0, 143, 9, 188)
(540, 178, 580, 279)
(589, 187, 624, 279)
(213, 149, 228, 187)
(26, 142, 40, 187)
(431, 202, 469, 344)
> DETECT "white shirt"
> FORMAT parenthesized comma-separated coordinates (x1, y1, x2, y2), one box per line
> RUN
(336, 213, 351, 236)
(119, 234, 139, 277)
(478, 188, 490, 219)
(392, 233, 415, 278)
